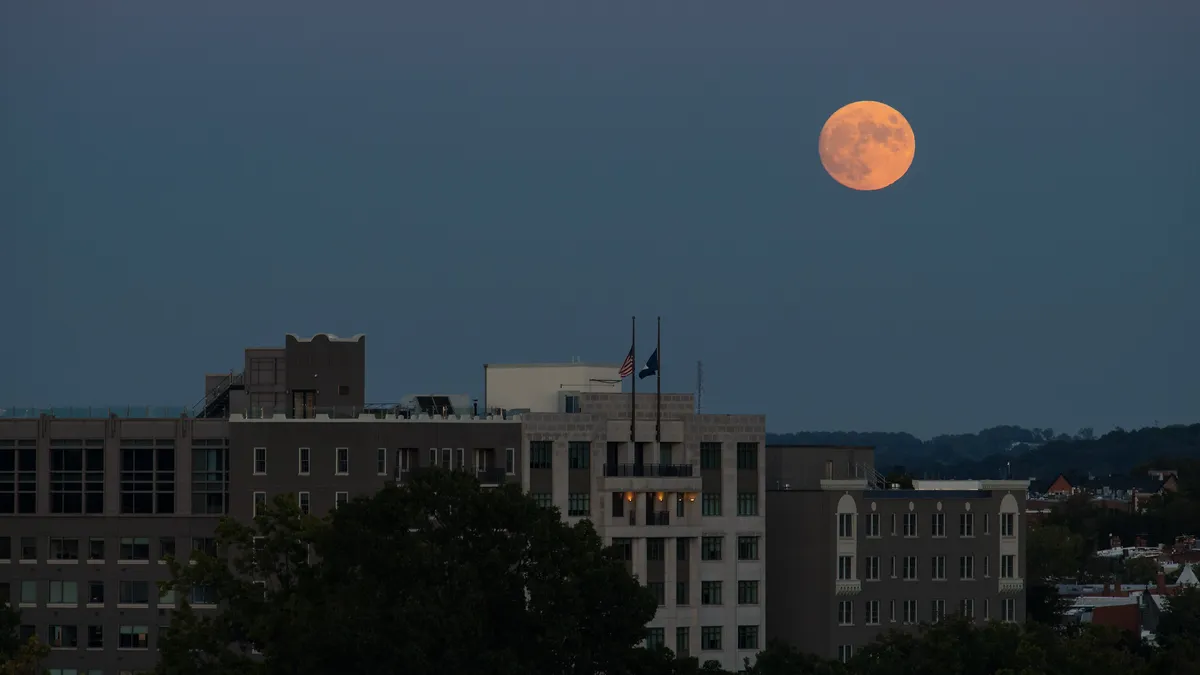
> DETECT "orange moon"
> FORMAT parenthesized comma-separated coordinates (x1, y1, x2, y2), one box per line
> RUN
(819, 101, 915, 191)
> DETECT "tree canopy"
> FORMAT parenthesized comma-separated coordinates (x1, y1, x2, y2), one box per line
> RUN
(157, 469, 657, 675)
(0, 606, 49, 675)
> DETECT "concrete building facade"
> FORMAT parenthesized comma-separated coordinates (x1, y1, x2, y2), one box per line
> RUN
(492, 364, 766, 673)
(765, 444, 1029, 663)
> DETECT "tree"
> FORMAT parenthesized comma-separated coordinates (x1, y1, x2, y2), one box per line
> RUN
(1120, 556, 1159, 584)
(0, 606, 49, 675)
(158, 469, 658, 675)
(748, 640, 845, 674)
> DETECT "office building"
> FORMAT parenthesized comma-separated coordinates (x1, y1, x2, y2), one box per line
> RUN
(0, 333, 520, 675)
(486, 362, 767, 672)
(765, 444, 1029, 663)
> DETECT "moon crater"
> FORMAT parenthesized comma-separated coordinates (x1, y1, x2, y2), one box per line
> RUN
(819, 101, 915, 191)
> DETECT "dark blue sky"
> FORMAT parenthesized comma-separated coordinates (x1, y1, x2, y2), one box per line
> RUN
(1, 1, 1195, 436)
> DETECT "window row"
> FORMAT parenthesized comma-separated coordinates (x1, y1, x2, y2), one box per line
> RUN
(700, 492, 759, 517)
(609, 536, 761, 562)
(0, 535, 218, 563)
(1, 579, 216, 608)
(842, 511, 1018, 538)
(256, 446, 518, 477)
(836, 554, 1019, 581)
(12, 622, 158, 651)
(836, 597, 1018, 627)
(646, 624, 759, 653)
(647, 579, 761, 606)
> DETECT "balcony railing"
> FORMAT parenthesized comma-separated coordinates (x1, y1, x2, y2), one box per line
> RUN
(603, 463, 695, 478)
(476, 467, 507, 485)
(648, 511, 670, 526)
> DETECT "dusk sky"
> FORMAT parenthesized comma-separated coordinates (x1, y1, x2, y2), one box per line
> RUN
(1, 1, 1195, 437)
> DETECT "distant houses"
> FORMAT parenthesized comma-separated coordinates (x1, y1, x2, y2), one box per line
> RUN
(1028, 469, 1179, 516)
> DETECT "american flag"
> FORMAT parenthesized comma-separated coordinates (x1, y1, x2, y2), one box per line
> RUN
(618, 346, 635, 378)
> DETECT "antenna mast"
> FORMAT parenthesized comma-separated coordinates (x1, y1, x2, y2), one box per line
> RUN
(696, 360, 704, 414)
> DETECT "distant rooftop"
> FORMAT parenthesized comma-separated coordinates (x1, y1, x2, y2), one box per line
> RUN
(0, 406, 189, 419)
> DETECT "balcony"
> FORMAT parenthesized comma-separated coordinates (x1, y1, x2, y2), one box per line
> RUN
(999, 577, 1024, 593)
(835, 579, 863, 595)
(648, 511, 670, 526)
(600, 463, 702, 493)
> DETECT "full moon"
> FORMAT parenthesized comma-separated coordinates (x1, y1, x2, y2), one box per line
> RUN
(819, 101, 915, 191)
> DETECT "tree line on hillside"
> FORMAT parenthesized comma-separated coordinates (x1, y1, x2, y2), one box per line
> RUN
(5, 469, 1200, 675)
(769, 424, 1200, 481)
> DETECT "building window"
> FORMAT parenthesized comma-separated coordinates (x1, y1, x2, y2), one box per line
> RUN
(700, 442, 721, 469)
(49, 580, 78, 605)
(0, 440, 37, 514)
(567, 442, 590, 469)
(837, 555, 854, 580)
(505, 448, 516, 474)
(0, 537, 8, 562)
(890, 513, 897, 536)
(903, 600, 918, 624)
(864, 513, 880, 537)
(118, 625, 149, 649)
(1001, 512, 1015, 537)
(865, 600, 881, 625)
(335, 492, 348, 508)
(120, 440, 175, 514)
(931, 513, 945, 537)
(118, 580, 150, 605)
(902, 513, 917, 537)
(701, 536, 722, 561)
(737, 492, 758, 516)
(837, 600, 853, 625)
(931, 599, 946, 623)
(736, 442, 758, 470)
(118, 537, 150, 562)
(19, 580, 36, 604)
(376, 449, 387, 475)
(1001, 554, 1016, 578)
(190, 585, 217, 606)
(48, 625, 79, 648)
(676, 538, 690, 561)
(984, 555, 991, 577)
(983, 513, 991, 534)
(191, 537, 217, 558)
(648, 582, 665, 606)
(298, 492, 311, 515)
(531, 493, 552, 508)
(87, 581, 104, 605)
(611, 538, 633, 561)
(902, 556, 917, 580)
(737, 536, 759, 560)
(837, 645, 853, 663)
(890, 555, 897, 578)
(88, 538, 104, 561)
(50, 440, 105, 514)
(864, 556, 880, 581)
(838, 513, 854, 538)
(931, 556, 947, 580)
(253, 492, 266, 518)
(1003, 598, 1016, 622)
(676, 493, 686, 517)
(890, 599, 896, 622)
(676, 581, 689, 605)
(702, 493, 721, 516)
(646, 538, 665, 561)
(960, 555, 975, 580)
(335, 448, 349, 475)
(700, 626, 722, 651)
(985, 598, 990, 618)
(701, 581, 722, 605)
(159, 537, 175, 561)
(567, 493, 590, 517)
(738, 580, 759, 604)
(191, 440, 231, 515)
(49, 537, 80, 561)
(960, 512, 974, 536)
(737, 624, 759, 650)
(960, 598, 975, 618)
(87, 624, 104, 649)
(676, 627, 690, 657)
(529, 441, 552, 469)
(645, 626, 665, 650)
(298, 448, 311, 475)
(253, 447, 267, 474)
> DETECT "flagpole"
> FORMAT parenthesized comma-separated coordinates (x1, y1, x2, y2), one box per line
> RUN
(630, 316, 636, 446)
(655, 316, 661, 443)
